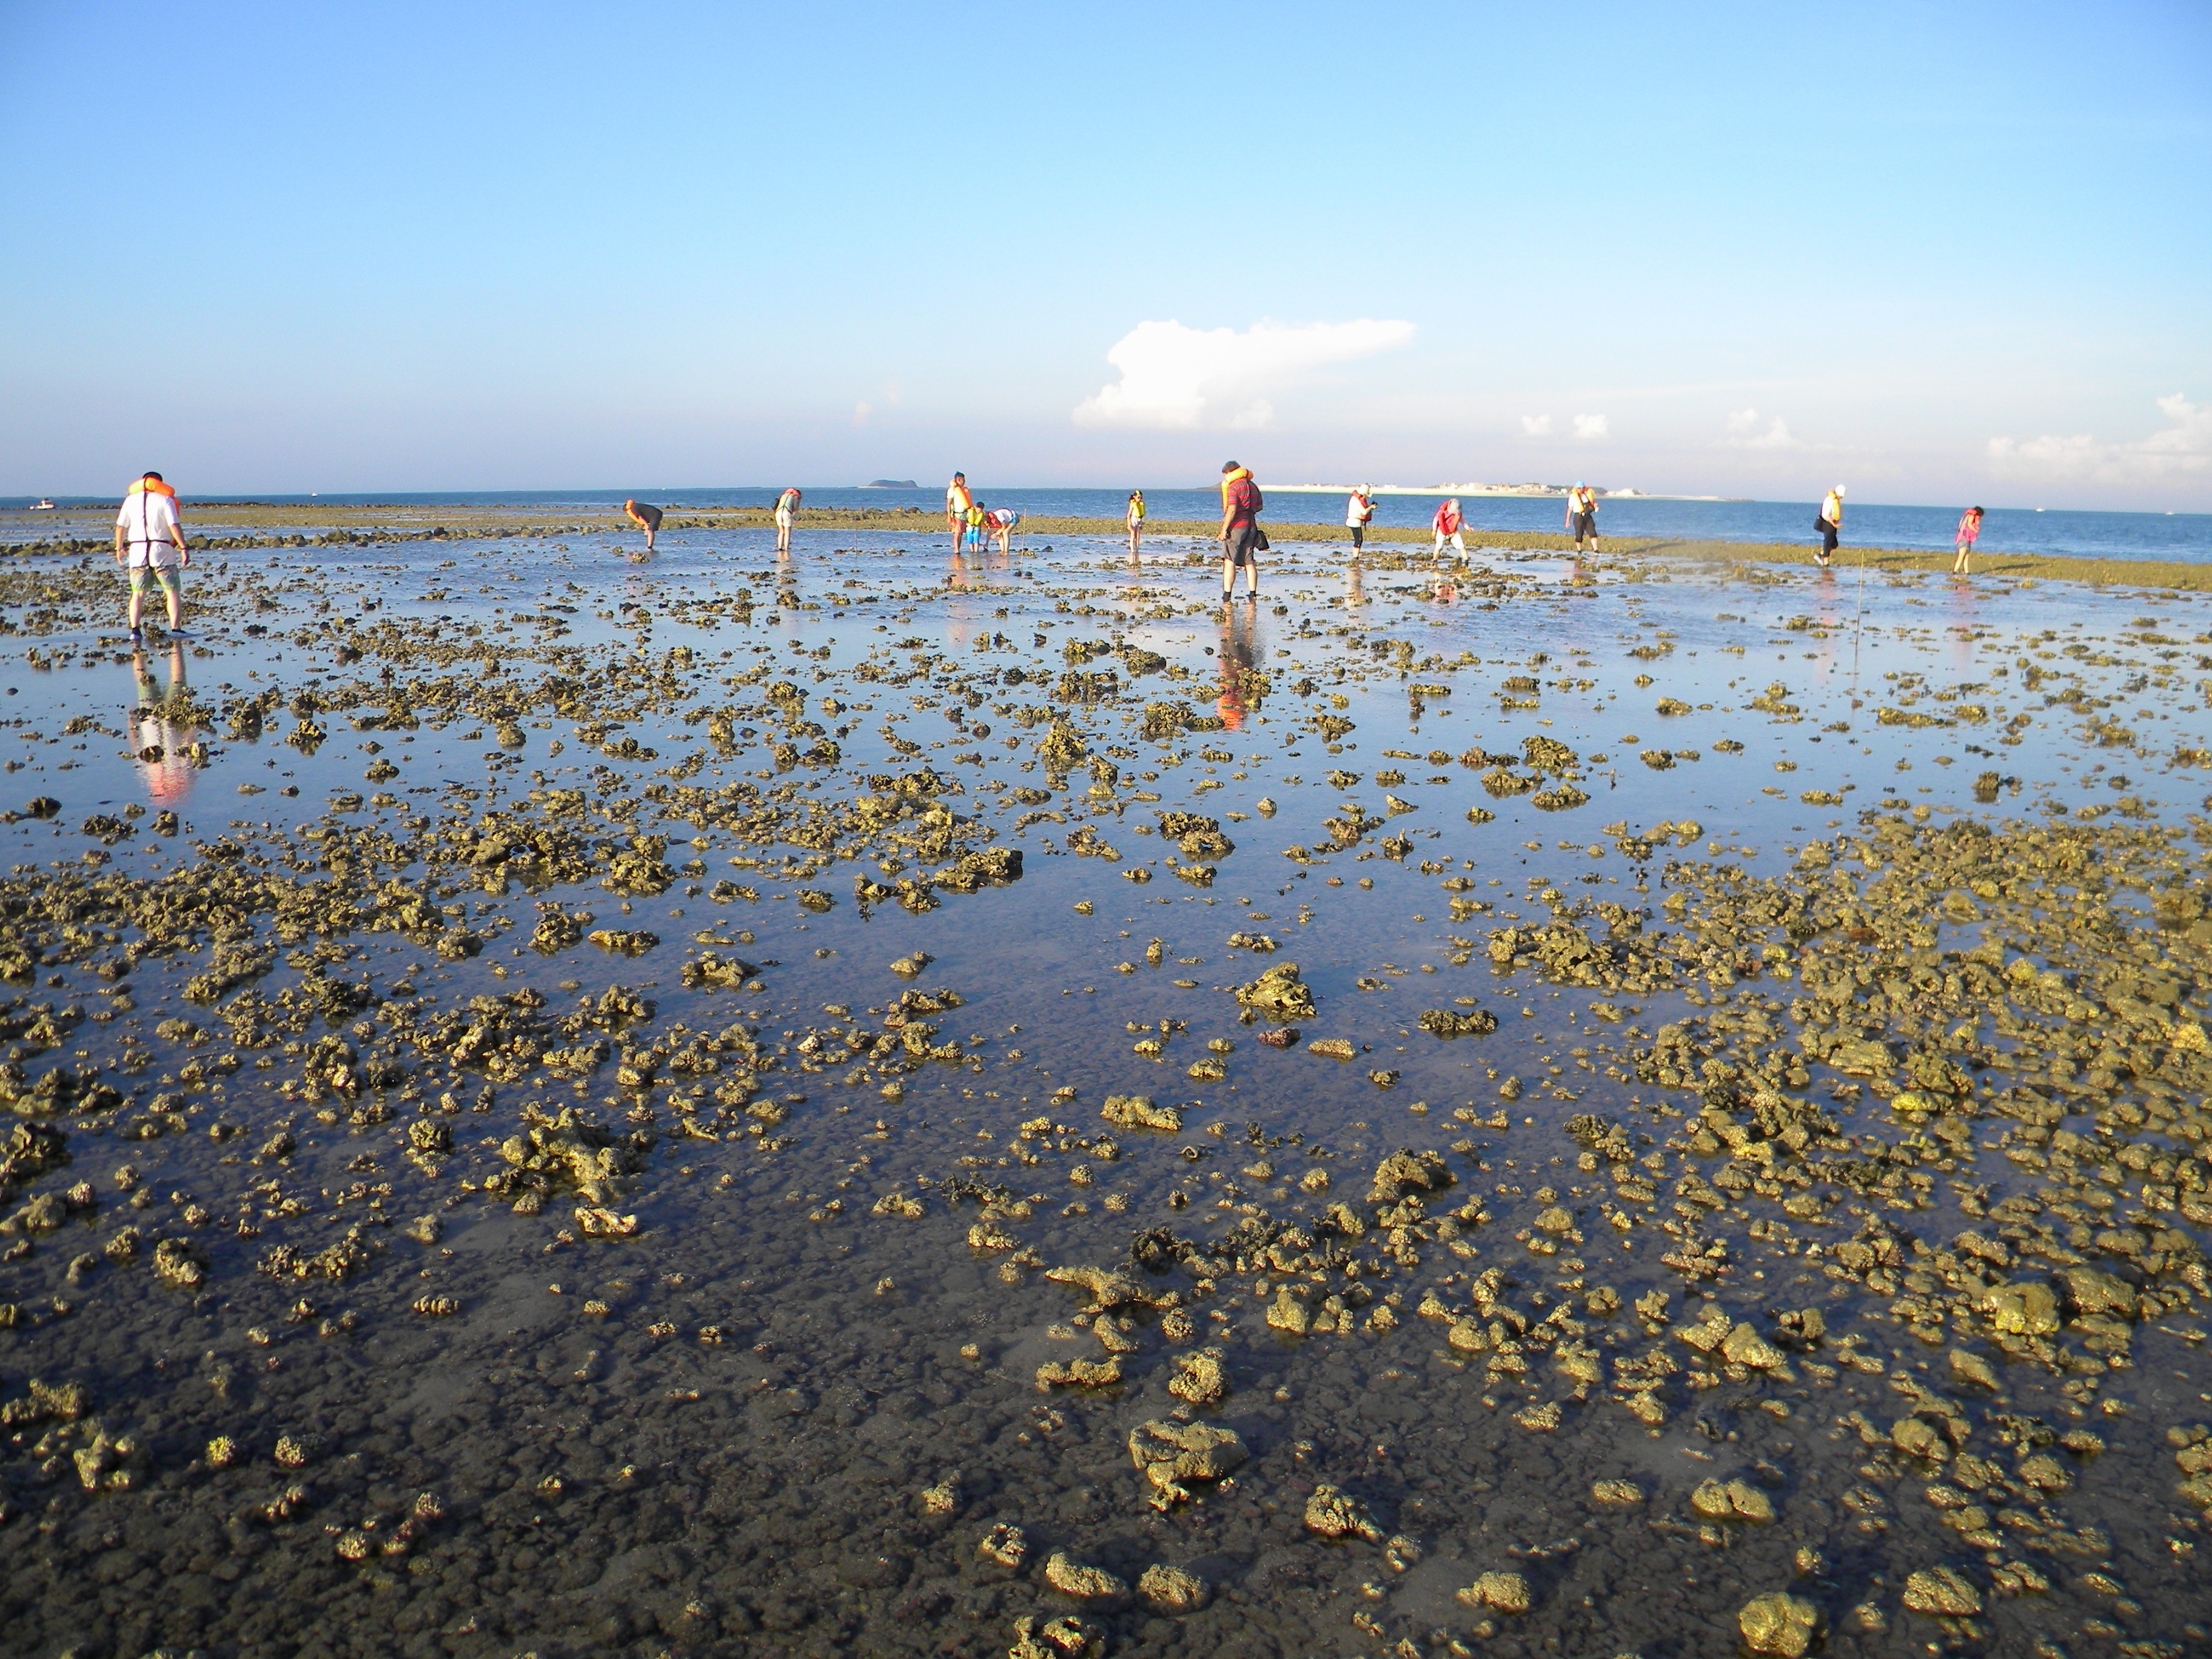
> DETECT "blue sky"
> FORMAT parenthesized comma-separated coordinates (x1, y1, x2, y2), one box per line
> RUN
(2, 0, 2207, 507)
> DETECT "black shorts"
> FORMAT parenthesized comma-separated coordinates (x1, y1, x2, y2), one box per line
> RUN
(1819, 521, 1839, 554)
(1349, 525, 1365, 549)
(633, 503, 663, 531)
(1226, 521, 1263, 566)
(1574, 511, 1596, 538)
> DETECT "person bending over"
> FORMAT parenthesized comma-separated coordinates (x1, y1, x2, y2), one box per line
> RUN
(774, 486, 802, 554)
(1432, 497, 1467, 554)
(623, 498, 663, 555)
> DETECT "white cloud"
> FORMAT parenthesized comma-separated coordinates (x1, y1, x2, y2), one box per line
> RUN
(1073, 318, 1416, 431)
(1572, 413, 1608, 441)
(1720, 408, 1800, 449)
(1987, 392, 2211, 483)
(852, 401, 872, 426)
(1520, 414, 1553, 437)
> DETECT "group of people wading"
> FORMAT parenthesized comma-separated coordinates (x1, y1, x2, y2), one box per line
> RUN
(942, 473, 1021, 556)
(106, 472, 1999, 643)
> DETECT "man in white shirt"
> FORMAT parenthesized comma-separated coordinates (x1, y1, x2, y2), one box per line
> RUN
(1345, 484, 1375, 554)
(113, 472, 190, 641)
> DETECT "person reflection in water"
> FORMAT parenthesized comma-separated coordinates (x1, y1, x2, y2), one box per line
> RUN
(131, 640, 199, 809)
(1215, 603, 1263, 732)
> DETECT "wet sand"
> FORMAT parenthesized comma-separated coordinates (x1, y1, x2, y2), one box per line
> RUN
(1, 519, 2210, 1658)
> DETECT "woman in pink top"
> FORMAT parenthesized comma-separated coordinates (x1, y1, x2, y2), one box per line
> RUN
(1432, 498, 1466, 554)
(1952, 506, 1984, 574)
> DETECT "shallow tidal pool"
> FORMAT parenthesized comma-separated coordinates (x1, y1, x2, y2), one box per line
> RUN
(2, 518, 2211, 1658)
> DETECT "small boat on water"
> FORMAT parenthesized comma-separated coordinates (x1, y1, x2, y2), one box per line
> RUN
(30, 498, 56, 511)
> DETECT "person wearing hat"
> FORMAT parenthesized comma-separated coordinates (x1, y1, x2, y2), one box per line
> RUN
(1815, 484, 1846, 568)
(1565, 481, 1600, 552)
(1344, 484, 1376, 555)
(113, 471, 189, 642)
(1218, 460, 1264, 601)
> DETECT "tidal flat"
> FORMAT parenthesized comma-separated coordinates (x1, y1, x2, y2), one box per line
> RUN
(2, 511, 2210, 1659)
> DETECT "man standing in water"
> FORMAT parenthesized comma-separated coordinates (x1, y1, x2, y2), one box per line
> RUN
(1565, 481, 1599, 552)
(1125, 489, 1145, 558)
(1218, 460, 1263, 602)
(113, 471, 189, 642)
(945, 472, 973, 553)
(774, 486, 802, 555)
(1345, 483, 1375, 555)
(1815, 484, 1845, 568)
(622, 498, 663, 556)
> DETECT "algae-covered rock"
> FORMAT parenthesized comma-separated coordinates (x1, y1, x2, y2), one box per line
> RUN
(1691, 1478, 1775, 1524)
(1101, 1094, 1181, 1131)
(1167, 1347, 1227, 1406)
(1128, 1419, 1245, 1508)
(1455, 1571, 1532, 1615)
(2017, 1452, 2071, 1491)
(1948, 1349, 2000, 1390)
(1981, 1280, 2060, 1336)
(1034, 1356, 1122, 1390)
(2059, 1265, 2136, 1319)
(1901, 1564, 1982, 1617)
(976, 1522, 1028, 1569)
(152, 1236, 207, 1290)
(1417, 1006, 1497, 1037)
(1137, 1563, 1211, 1614)
(1738, 1591, 1819, 1657)
(1892, 1418, 1948, 1461)
(1304, 1483, 1382, 1541)
(1008, 1614, 1104, 1659)
(1042, 1263, 1150, 1310)
(1720, 1322, 1792, 1374)
(1265, 1288, 1313, 1335)
(1367, 1148, 1452, 1204)
(1236, 961, 1316, 1021)
(1042, 1551, 1127, 1603)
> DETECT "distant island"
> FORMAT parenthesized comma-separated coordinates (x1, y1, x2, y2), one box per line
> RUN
(860, 479, 918, 489)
